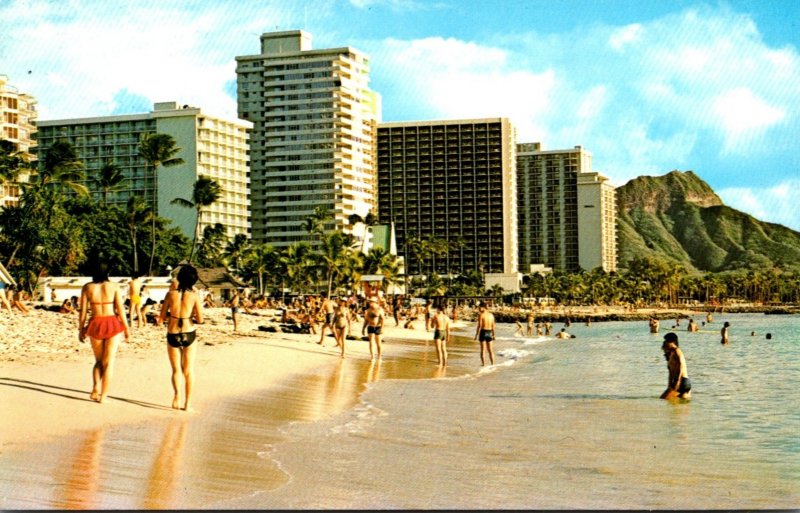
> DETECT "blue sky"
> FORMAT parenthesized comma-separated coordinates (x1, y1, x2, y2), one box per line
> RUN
(2, 0, 799, 230)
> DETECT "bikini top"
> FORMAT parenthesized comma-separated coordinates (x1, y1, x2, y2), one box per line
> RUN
(170, 290, 194, 328)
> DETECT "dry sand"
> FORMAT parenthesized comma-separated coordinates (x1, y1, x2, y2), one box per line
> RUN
(0, 303, 437, 449)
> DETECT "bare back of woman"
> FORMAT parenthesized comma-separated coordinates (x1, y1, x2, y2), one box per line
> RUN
(158, 266, 203, 411)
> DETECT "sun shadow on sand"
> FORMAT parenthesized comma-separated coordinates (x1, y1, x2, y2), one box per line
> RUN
(0, 377, 173, 410)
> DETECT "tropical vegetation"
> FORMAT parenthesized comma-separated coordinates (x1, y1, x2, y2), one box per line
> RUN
(1, 139, 798, 306)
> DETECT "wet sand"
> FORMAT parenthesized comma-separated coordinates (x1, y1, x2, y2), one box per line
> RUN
(0, 304, 461, 508)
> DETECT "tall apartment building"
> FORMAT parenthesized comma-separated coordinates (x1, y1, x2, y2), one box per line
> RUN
(235, 30, 380, 247)
(517, 143, 617, 273)
(35, 102, 251, 240)
(1, 75, 37, 206)
(377, 118, 519, 285)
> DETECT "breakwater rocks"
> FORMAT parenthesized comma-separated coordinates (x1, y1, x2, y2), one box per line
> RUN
(489, 311, 688, 324)
(460, 305, 799, 324)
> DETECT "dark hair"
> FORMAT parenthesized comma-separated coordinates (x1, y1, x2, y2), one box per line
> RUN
(91, 261, 110, 283)
(663, 332, 679, 345)
(176, 265, 198, 291)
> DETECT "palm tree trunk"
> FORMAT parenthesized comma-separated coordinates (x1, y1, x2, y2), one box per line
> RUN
(149, 214, 156, 275)
(5, 242, 21, 269)
(131, 229, 139, 274)
(148, 164, 157, 275)
(188, 208, 200, 264)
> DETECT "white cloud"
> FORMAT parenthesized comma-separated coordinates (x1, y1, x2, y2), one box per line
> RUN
(718, 181, 800, 231)
(608, 23, 643, 51)
(1, 1, 299, 120)
(374, 37, 556, 139)
(712, 87, 786, 153)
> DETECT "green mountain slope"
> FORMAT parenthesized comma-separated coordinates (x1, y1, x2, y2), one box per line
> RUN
(617, 170, 800, 272)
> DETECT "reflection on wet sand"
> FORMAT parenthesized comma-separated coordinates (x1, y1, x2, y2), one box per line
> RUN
(54, 427, 104, 510)
(143, 419, 187, 509)
(6, 339, 471, 509)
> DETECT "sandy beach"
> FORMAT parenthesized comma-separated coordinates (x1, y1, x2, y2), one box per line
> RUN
(1, 303, 798, 509)
(0, 303, 438, 450)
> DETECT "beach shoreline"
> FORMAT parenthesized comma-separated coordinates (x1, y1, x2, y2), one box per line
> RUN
(0, 304, 443, 450)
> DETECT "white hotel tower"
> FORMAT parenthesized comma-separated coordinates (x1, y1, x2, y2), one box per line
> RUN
(236, 30, 381, 247)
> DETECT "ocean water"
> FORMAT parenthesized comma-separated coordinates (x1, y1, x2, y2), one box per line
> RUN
(230, 313, 800, 509)
(1, 313, 798, 509)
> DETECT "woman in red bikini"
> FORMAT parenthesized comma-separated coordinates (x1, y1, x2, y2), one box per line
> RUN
(78, 261, 130, 403)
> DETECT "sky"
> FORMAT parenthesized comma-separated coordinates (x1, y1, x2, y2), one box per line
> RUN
(2, 0, 799, 230)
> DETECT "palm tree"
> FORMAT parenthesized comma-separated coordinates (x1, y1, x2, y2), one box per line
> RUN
(317, 230, 357, 296)
(302, 206, 332, 244)
(126, 196, 153, 275)
(195, 223, 227, 267)
(362, 247, 402, 294)
(94, 161, 126, 205)
(347, 211, 377, 253)
(39, 140, 88, 195)
(241, 243, 279, 296)
(282, 242, 316, 295)
(138, 133, 184, 275)
(171, 176, 222, 264)
(0, 139, 30, 185)
(224, 233, 250, 273)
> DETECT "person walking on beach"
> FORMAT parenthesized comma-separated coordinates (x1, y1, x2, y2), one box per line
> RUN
(424, 300, 433, 332)
(720, 321, 730, 345)
(362, 298, 385, 360)
(317, 292, 336, 346)
(78, 261, 130, 403)
(158, 264, 203, 411)
(128, 273, 143, 329)
(229, 289, 240, 333)
(332, 298, 350, 358)
(660, 332, 691, 400)
(526, 311, 535, 337)
(431, 304, 451, 366)
(474, 301, 495, 366)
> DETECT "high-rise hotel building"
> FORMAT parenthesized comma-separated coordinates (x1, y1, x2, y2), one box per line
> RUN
(236, 30, 380, 247)
(377, 118, 519, 282)
(516, 143, 617, 273)
(35, 102, 251, 240)
(1, 75, 37, 206)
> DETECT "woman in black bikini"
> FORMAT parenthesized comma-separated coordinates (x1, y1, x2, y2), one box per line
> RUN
(78, 261, 130, 403)
(158, 265, 203, 411)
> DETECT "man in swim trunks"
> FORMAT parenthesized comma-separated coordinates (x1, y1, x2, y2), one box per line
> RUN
(474, 301, 495, 366)
(660, 332, 691, 400)
(78, 261, 130, 403)
(362, 297, 385, 360)
(229, 289, 240, 333)
(430, 304, 451, 367)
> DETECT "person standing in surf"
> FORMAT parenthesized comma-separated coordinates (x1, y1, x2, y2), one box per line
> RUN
(474, 301, 496, 366)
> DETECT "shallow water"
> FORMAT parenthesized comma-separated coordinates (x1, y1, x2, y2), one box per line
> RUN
(1, 314, 798, 509)
(231, 313, 800, 509)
